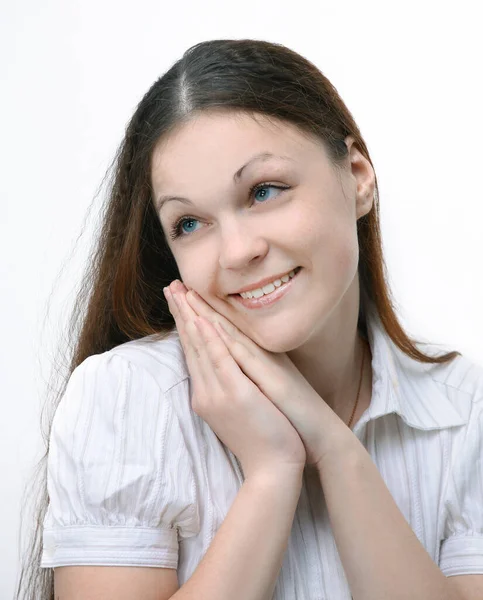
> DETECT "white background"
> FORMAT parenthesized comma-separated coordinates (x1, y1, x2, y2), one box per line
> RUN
(2, 1, 482, 597)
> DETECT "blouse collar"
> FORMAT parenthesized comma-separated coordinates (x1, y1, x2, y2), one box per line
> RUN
(355, 308, 468, 436)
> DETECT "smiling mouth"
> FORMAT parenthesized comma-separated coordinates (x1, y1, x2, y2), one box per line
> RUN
(230, 266, 302, 308)
(230, 267, 302, 298)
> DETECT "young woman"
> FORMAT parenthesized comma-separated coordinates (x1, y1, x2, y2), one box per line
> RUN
(16, 39, 482, 600)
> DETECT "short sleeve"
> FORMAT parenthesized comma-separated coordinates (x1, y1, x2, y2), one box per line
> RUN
(40, 351, 199, 569)
(439, 399, 483, 576)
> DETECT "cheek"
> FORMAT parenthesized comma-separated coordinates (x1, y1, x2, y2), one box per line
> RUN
(176, 262, 204, 293)
(178, 266, 218, 301)
(303, 211, 359, 277)
(324, 223, 359, 284)
(173, 241, 219, 293)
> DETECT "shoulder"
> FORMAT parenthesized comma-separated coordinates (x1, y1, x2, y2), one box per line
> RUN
(369, 313, 482, 427)
(55, 329, 192, 429)
(42, 328, 201, 562)
(422, 344, 483, 413)
(390, 338, 483, 430)
(77, 328, 189, 395)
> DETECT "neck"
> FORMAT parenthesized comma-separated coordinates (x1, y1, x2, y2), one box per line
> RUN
(287, 287, 373, 426)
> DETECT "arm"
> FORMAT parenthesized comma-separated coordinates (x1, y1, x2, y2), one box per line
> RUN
(317, 432, 459, 600)
(172, 466, 303, 600)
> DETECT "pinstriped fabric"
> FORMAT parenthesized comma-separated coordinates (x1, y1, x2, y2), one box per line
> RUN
(439, 400, 483, 575)
(40, 351, 200, 569)
(40, 314, 483, 597)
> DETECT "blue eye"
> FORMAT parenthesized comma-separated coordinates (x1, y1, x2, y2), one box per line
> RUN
(251, 183, 281, 202)
(168, 183, 290, 241)
(180, 219, 198, 235)
(169, 216, 201, 239)
(249, 182, 290, 204)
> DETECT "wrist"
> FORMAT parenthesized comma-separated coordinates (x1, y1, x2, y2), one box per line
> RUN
(315, 424, 362, 473)
(247, 464, 305, 487)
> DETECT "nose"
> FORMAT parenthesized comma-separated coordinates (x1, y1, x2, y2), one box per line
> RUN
(218, 217, 269, 271)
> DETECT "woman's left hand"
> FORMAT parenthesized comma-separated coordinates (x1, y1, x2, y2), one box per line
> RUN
(165, 280, 350, 470)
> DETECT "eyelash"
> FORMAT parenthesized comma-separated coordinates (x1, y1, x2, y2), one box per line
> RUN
(168, 182, 290, 241)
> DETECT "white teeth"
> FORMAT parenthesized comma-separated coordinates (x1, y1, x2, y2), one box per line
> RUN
(240, 269, 298, 299)
(262, 283, 276, 294)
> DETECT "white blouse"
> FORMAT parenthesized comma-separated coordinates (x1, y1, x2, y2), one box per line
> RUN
(40, 311, 483, 598)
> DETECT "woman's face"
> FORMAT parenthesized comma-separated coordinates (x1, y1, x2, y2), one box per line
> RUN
(151, 111, 374, 352)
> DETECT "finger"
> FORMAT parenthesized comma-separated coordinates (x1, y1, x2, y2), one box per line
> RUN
(165, 288, 199, 343)
(186, 290, 283, 393)
(182, 318, 211, 400)
(174, 284, 274, 380)
(185, 289, 253, 348)
(171, 287, 199, 324)
(214, 320, 291, 404)
(164, 288, 183, 333)
(172, 281, 250, 351)
(171, 288, 254, 392)
(164, 290, 197, 371)
(170, 280, 193, 305)
(171, 280, 189, 294)
(169, 290, 219, 398)
(171, 294, 197, 367)
(171, 293, 233, 390)
(185, 317, 236, 418)
(184, 289, 218, 320)
(212, 321, 259, 374)
(165, 288, 236, 409)
(194, 315, 252, 396)
(163, 286, 180, 320)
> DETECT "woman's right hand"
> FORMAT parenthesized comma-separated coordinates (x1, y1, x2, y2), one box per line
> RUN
(165, 286, 306, 480)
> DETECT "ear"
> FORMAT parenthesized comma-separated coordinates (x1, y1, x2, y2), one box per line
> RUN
(344, 135, 375, 219)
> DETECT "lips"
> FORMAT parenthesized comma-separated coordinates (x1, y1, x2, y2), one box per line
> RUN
(231, 267, 302, 309)
(230, 267, 301, 296)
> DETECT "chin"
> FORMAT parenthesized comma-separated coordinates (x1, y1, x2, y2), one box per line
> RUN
(250, 329, 308, 354)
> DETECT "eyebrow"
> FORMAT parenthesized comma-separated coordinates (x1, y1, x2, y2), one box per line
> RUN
(155, 152, 294, 212)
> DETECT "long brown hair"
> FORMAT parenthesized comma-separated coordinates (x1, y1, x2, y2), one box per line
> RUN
(14, 38, 460, 600)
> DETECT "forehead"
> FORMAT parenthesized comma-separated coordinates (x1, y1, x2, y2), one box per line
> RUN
(150, 111, 325, 186)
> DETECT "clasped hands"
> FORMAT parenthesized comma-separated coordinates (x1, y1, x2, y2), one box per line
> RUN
(163, 280, 350, 472)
